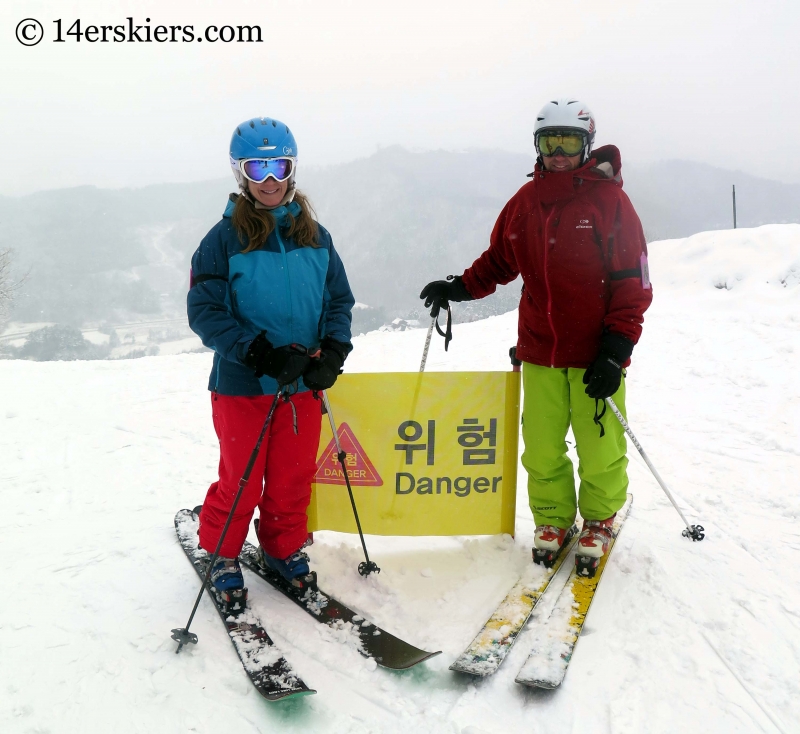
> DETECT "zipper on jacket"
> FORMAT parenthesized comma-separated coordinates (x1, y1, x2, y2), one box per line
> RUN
(543, 210, 558, 367)
(275, 227, 294, 341)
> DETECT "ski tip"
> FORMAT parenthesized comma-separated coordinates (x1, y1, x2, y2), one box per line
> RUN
(418, 649, 444, 665)
(174, 509, 194, 528)
(449, 661, 494, 677)
(174, 507, 202, 520)
(515, 677, 561, 690)
(382, 649, 442, 671)
(263, 687, 317, 701)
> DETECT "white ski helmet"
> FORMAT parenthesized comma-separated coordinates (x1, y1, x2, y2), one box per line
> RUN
(534, 99, 596, 164)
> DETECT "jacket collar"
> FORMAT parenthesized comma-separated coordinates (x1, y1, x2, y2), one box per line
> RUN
(531, 145, 623, 204)
(222, 193, 301, 223)
(265, 200, 301, 225)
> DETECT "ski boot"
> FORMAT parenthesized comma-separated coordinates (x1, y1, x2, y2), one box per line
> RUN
(209, 556, 248, 616)
(533, 524, 577, 568)
(575, 515, 615, 578)
(257, 546, 317, 594)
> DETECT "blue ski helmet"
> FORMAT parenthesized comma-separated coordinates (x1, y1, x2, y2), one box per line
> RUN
(229, 117, 297, 189)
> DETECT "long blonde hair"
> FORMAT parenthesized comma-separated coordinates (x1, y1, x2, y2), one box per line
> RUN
(232, 189, 319, 253)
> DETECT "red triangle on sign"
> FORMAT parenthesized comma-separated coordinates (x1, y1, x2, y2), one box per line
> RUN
(315, 422, 383, 487)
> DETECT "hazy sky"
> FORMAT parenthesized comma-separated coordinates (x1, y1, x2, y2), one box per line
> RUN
(3, 0, 799, 195)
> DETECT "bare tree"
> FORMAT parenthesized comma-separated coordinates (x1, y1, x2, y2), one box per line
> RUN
(0, 248, 17, 328)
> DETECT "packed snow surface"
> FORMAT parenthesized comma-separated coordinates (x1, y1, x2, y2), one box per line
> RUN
(2, 225, 799, 733)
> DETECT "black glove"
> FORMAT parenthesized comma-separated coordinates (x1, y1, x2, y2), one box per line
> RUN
(303, 338, 350, 391)
(243, 334, 311, 386)
(583, 332, 634, 400)
(419, 275, 472, 318)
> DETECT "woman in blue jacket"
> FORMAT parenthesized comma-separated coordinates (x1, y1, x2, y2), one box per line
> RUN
(188, 117, 355, 596)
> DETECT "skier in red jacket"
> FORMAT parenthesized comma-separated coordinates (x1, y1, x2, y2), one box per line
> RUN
(421, 99, 652, 570)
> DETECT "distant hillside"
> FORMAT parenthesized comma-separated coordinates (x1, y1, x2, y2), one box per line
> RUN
(0, 179, 231, 325)
(301, 146, 532, 317)
(2, 148, 798, 327)
(625, 159, 800, 241)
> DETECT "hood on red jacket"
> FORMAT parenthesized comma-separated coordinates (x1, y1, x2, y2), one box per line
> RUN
(531, 145, 624, 204)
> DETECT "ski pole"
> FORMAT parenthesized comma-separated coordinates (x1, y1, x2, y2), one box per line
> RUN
(419, 301, 454, 371)
(172, 389, 285, 653)
(419, 317, 435, 372)
(606, 396, 705, 542)
(321, 390, 380, 576)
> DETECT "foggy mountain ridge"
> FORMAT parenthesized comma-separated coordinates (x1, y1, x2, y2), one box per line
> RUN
(624, 158, 800, 242)
(2, 146, 798, 328)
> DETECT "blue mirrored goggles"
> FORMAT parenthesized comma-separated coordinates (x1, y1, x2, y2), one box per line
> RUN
(238, 157, 295, 183)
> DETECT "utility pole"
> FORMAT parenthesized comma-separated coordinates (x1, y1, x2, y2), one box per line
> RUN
(732, 185, 737, 229)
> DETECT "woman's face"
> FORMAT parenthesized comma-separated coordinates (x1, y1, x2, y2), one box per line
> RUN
(247, 177, 289, 208)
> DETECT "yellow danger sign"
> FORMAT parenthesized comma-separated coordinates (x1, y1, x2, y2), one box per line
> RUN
(307, 371, 520, 537)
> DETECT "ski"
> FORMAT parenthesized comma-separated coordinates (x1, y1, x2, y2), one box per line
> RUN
(514, 494, 633, 689)
(240, 538, 441, 670)
(449, 526, 579, 676)
(173, 509, 315, 701)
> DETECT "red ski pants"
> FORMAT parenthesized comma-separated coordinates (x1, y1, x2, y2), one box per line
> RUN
(198, 391, 322, 560)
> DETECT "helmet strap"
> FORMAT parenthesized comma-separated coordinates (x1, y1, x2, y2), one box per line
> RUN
(280, 182, 297, 207)
(238, 182, 257, 204)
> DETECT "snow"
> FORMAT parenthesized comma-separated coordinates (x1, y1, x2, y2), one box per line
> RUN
(2, 224, 799, 733)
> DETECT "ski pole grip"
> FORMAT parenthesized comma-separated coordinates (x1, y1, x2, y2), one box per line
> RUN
(509, 346, 521, 372)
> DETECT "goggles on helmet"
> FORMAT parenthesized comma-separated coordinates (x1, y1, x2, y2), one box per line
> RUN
(237, 157, 295, 183)
(535, 131, 587, 158)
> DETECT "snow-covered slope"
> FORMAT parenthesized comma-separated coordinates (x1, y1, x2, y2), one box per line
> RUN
(1, 225, 798, 733)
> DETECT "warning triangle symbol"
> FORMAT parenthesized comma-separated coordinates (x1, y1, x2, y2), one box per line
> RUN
(315, 422, 383, 487)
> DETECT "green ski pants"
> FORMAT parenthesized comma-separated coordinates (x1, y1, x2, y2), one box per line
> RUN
(521, 362, 629, 529)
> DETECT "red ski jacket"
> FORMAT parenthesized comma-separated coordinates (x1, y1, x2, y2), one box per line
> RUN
(461, 145, 652, 369)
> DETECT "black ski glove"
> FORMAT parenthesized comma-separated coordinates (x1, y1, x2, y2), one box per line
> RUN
(583, 332, 634, 400)
(303, 338, 350, 391)
(243, 334, 312, 387)
(419, 275, 472, 318)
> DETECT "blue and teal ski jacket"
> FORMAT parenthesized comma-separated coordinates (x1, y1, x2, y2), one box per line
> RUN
(187, 194, 355, 396)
